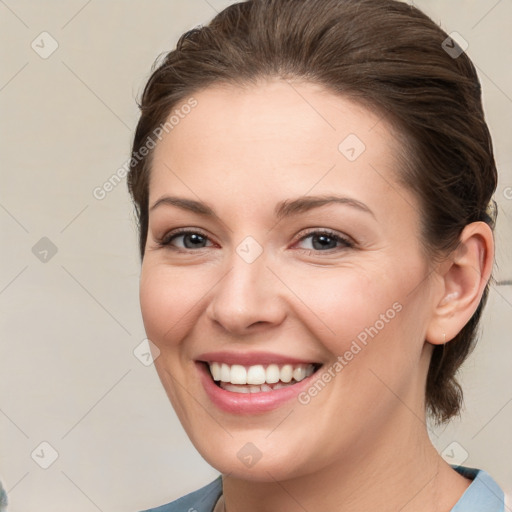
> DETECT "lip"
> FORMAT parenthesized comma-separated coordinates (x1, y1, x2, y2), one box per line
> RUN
(196, 359, 321, 414)
(196, 350, 317, 366)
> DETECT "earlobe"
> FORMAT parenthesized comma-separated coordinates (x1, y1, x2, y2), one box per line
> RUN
(426, 221, 494, 346)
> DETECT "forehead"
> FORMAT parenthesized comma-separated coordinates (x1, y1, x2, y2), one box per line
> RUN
(149, 79, 415, 224)
(153, 78, 392, 163)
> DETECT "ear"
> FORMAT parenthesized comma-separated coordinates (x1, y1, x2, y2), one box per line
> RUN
(425, 221, 494, 345)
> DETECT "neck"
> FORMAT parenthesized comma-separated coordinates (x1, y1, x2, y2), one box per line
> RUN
(221, 412, 470, 512)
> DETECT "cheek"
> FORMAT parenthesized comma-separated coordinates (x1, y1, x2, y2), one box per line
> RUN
(292, 268, 403, 352)
(294, 262, 428, 392)
(139, 263, 205, 348)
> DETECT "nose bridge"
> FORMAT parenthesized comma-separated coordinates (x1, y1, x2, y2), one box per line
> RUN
(207, 236, 285, 333)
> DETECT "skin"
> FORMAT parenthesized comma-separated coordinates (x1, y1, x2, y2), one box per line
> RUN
(139, 78, 494, 512)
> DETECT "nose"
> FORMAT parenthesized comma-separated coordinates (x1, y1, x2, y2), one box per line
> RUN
(205, 248, 287, 335)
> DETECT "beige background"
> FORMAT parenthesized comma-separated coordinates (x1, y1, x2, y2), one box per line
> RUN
(0, 1, 511, 511)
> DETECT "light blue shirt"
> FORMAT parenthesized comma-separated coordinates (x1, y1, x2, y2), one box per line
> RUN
(140, 466, 505, 512)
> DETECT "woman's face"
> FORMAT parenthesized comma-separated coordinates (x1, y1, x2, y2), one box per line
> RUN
(140, 79, 439, 480)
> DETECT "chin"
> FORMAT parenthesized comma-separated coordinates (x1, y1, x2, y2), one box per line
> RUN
(189, 434, 319, 482)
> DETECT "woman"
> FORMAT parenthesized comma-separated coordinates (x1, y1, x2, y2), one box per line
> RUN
(128, 0, 505, 510)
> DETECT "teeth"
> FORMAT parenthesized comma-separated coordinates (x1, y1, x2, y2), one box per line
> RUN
(208, 362, 316, 386)
(247, 365, 266, 385)
(280, 364, 293, 383)
(220, 363, 230, 382)
(210, 362, 221, 381)
(265, 364, 280, 384)
(230, 364, 247, 384)
(293, 366, 306, 381)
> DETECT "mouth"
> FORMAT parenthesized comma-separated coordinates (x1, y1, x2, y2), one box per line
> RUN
(201, 361, 322, 394)
(195, 351, 325, 413)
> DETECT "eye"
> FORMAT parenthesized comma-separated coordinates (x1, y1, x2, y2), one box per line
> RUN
(155, 228, 353, 254)
(157, 229, 214, 250)
(294, 229, 353, 252)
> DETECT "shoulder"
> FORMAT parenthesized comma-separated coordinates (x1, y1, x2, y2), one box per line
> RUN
(137, 468, 508, 512)
(139, 476, 223, 512)
(451, 466, 506, 511)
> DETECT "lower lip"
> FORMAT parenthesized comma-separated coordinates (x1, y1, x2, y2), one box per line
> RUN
(197, 362, 319, 414)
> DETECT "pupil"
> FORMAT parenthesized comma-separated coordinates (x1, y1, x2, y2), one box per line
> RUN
(313, 234, 335, 250)
(185, 233, 205, 248)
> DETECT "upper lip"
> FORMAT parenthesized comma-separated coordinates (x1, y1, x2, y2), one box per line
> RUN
(196, 351, 320, 366)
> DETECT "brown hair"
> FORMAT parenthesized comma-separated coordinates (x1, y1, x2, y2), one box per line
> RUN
(127, 0, 497, 423)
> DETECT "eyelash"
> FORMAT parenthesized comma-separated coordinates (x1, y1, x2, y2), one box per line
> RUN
(155, 228, 354, 254)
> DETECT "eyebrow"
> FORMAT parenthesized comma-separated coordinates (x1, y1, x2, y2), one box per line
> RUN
(149, 194, 375, 219)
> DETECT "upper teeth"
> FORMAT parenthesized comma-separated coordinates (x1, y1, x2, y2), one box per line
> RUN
(208, 362, 315, 385)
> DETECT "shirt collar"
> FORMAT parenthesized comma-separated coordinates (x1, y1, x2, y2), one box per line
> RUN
(451, 466, 504, 511)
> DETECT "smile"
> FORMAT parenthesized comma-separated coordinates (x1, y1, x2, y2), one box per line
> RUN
(208, 362, 316, 393)
(195, 353, 323, 413)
